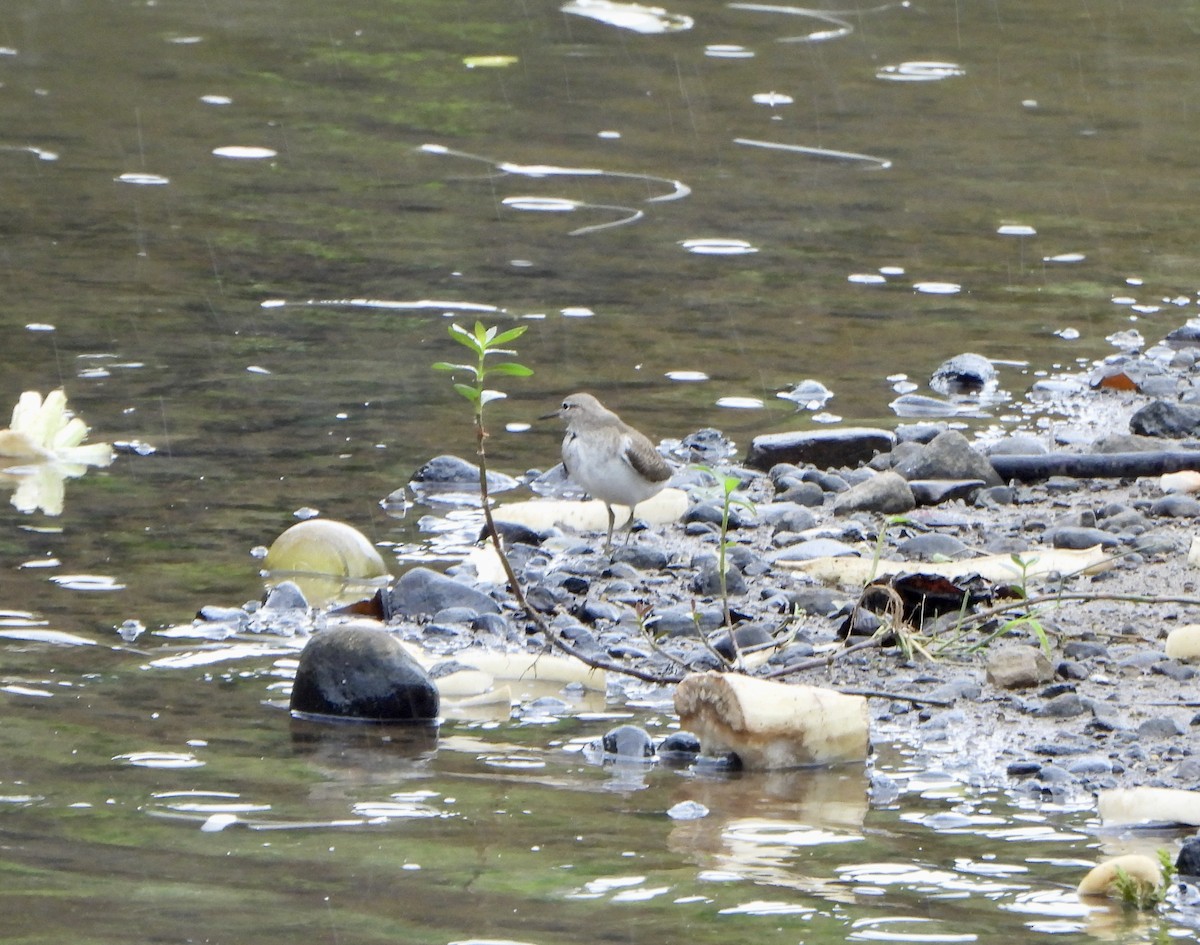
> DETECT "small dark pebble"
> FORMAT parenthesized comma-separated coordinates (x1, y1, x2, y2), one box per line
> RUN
(1006, 760, 1042, 777)
(1063, 641, 1109, 660)
(1153, 661, 1197, 681)
(1036, 693, 1088, 718)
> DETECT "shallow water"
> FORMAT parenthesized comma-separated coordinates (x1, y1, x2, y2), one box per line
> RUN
(1, 0, 1199, 940)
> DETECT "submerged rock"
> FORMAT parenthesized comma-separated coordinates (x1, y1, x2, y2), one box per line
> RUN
(929, 353, 997, 396)
(290, 625, 439, 722)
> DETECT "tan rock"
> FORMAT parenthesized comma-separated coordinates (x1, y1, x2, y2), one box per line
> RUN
(1077, 854, 1163, 898)
(674, 672, 869, 769)
(1165, 624, 1200, 662)
(985, 644, 1054, 689)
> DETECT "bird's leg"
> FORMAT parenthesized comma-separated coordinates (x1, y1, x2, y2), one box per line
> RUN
(619, 502, 639, 547)
(603, 504, 616, 553)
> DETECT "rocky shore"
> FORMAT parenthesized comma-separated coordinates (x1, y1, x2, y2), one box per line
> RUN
(201, 319, 1200, 803)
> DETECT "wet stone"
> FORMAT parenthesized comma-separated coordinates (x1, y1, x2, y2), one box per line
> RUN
(1056, 659, 1089, 681)
(691, 558, 747, 596)
(711, 622, 774, 660)
(802, 469, 850, 493)
(387, 566, 500, 618)
(290, 626, 439, 723)
(577, 599, 623, 625)
(197, 605, 250, 627)
(263, 581, 309, 612)
(770, 537, 859, 563)
(930, 353, 997, 396)
(410, 453, 519, 492)
(1177, 837, 1200, 878)
(597, 724, 655, 761)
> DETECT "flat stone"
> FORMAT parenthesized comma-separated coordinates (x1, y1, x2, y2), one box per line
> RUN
(896, 533, 971, 561)
(745, 427, 896, 472)
(1047, 526, 1122, 549)
(1036, 692, 1088, 717)
(770, 537, 860, 562)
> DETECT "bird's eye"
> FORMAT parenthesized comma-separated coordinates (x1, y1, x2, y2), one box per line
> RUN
(561, 401, 570, 410)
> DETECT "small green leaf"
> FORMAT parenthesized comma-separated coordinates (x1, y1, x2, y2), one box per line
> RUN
(453, 383, 481, 402)
(432, 361, 480, 376)
(448, 323, 484, 354)
(485, 362, 534, 378)
(490, 325, 528, 346)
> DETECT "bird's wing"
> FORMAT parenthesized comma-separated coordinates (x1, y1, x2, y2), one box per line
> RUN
(622, 434, 672, 483)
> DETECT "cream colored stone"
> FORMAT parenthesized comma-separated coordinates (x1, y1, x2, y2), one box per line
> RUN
(1166, 624, 1200, 662)
(674, 672, 868, 769)
(1098, 786, 1200, 826)
(1077, 854, 1163, 898)
(1160, 470, 1200, 494)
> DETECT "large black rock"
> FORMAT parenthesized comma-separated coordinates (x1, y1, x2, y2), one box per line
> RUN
(745, 427, 895, 471)
(290, 626, 439, 723)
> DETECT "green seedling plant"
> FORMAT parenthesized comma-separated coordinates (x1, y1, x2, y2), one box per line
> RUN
(1113, 849, 1176, 910)
(692, 465, 756, 627)
(963, 553, 1053, 656)
(433, 321, 533, 600)
(432, 322, 681, 687)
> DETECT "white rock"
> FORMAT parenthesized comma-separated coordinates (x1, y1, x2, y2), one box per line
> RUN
(674, 673, 868, 769)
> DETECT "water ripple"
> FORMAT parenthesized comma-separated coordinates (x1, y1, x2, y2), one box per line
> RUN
(735, 137, 892, 170)
(877, 61, 965, 82)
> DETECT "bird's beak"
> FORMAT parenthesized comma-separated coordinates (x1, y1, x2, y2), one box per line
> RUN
(538, 408, 562, 421)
